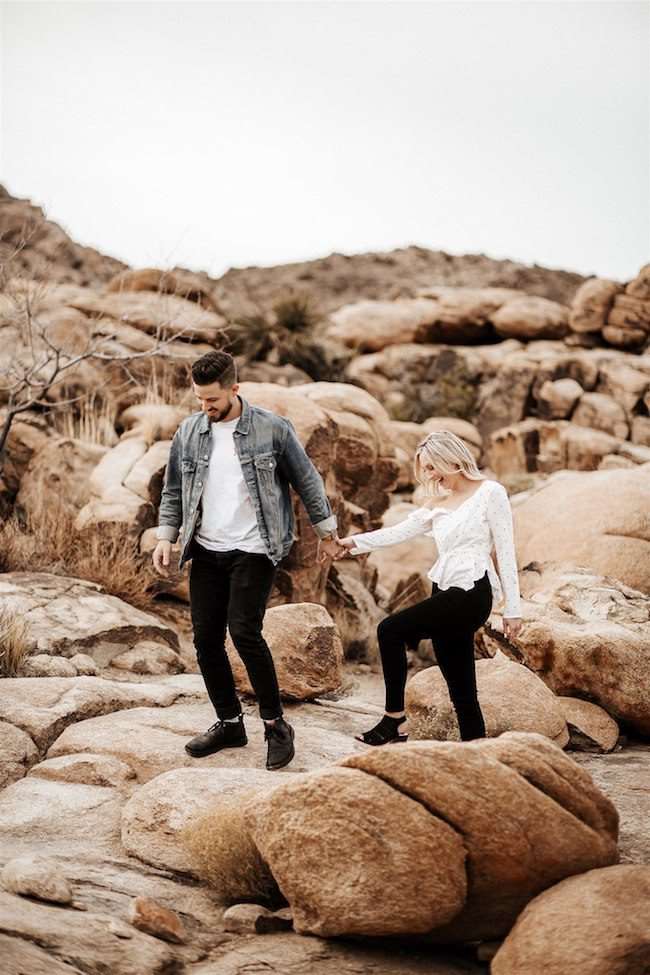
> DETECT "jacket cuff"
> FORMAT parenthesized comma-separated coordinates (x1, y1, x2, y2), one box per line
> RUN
(312, 514, 338, 539)
(156, 525, 180, 543)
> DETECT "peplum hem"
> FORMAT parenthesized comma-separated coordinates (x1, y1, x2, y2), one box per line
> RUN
(427, 554, 504, 609)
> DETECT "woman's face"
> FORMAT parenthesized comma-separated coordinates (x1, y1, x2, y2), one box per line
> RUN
(421, 459, 445, 486)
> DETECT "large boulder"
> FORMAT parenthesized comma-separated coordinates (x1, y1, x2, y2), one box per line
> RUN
(248, 732, 618, 941)
(0, 721, 38, 789)
(512, 469, 650, 595)
(15, 436, 108, 520)
(226, 602, 343, 700)
(0, 572, 178, 668)
(121, 767, 281, 874)
(326, 298, 440, 351)
(67, 290, 227, 343)
(405, 651, 569, 747)
(484, 563, 650, 734)
(492, 297, 569, 340)
(491, 865, 650, 975)
(569, 278, 623, 334)
(0, 674, 192, 750)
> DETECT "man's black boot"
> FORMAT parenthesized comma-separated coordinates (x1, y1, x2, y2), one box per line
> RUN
(185, 714, 247, 758)
(264, 716, 295, 771)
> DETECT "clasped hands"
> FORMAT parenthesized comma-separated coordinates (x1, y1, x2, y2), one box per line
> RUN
(317, 534, 358, 564)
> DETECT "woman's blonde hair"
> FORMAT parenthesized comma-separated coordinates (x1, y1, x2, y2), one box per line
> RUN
(414, 430, 485, 499)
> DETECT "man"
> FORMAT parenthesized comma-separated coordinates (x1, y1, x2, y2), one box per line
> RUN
(152, 350, 340, 771)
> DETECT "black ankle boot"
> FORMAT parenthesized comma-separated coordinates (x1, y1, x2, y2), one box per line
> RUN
(185, 714, 248, 757)
(264, 716, 295, 771)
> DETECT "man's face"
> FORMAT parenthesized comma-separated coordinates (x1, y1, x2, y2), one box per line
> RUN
(192, 381, 239, 422)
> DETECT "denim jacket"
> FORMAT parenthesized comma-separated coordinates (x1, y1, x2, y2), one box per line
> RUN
(156, 395, 338, 568)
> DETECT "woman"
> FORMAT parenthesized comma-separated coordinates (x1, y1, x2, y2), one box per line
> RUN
(335, 430, 523, 746)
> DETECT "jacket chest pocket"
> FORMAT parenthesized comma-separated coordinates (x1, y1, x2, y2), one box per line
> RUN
(254, 453, 276, 473)
(181, 459, 196, 474)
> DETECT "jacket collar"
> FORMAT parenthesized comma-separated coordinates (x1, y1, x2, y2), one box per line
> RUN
(197, 395, 250, 435)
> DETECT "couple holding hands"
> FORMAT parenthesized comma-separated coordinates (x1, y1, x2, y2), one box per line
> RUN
(154, 350, 522, 770)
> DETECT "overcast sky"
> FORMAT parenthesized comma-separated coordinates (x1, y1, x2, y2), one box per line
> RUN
(1, 1, 648, 281)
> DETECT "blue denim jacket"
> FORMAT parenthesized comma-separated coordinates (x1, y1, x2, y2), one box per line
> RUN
(156, 395, 338, 568)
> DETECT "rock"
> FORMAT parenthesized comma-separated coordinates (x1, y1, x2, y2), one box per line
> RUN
(414, 286, 521, 341)
(67, 290, 227, 343)
(492, 297, 569, 340)
(248, 765, 467, 938)
(226, 602, 343, 700)
(0, 572, 178, 667)
(121, 767, 281, 873)
(0, 721, 38, 789)
(572, 391, 629, 439)
(569, 278, 623, 333)
(491, 865, 650, 975)
(326, 298, 441, 351)
(69, 653, 99, 676)
(631, 415, 650, 446)
(190, 929, 485, 975)
(249, 732, 618, 941)
(117, 402, 188, 443)
(129, 895, 187, 944)
(0, 674, 192, 749)
(489, 562, 650, 734)
(513, 468, 650, 595)
(28, 753, 136, 787)
(222, 902, 292, 934)
(15, 436, 108, 521)
(21, 654, 78, 677)
(573, 745, 650, 865)
(596, 360, 649, 416)
(535, 377, 583, 419)
(48, 698, 366, 784)
(405, 651, 569, 747)
(75, 436, 157, 531)
(325, 565, 382, 662)
(111, 641, 184, 675)
(557, 697, 620, 753)
(421, 415, 482, 452)
(1, 855, 73, 904)
(0, 889, 174, 975)
(106, 266, 219, 312)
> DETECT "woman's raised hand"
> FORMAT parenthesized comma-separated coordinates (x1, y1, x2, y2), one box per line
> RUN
(334, 537, 356, 560)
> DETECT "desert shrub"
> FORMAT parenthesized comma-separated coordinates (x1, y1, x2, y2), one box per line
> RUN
(0, 490, 162, 611)
(180, 793, 281, 906)
(272, 293, 319, 334)
(52, 392, 119, 446)
(0, 605, 31, 676)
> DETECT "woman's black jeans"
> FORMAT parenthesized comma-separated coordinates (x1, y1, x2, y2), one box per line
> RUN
(188, 539, 282, 721)
(377, 570, 493, 741)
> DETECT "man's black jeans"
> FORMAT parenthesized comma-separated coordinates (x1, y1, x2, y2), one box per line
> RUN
(188, 539, 282, 721)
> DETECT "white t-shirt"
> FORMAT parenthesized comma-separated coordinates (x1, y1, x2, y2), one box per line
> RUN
(195, 417, 267, 555)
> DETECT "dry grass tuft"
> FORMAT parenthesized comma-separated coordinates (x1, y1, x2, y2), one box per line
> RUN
(0, 490, 162, 611)
(180, 793, 281, 906)
(0, 604, 31, 676)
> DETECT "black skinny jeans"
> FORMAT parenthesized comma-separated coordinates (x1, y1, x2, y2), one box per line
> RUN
(377, 570, 493, 741)
(188, 538, 282, 721)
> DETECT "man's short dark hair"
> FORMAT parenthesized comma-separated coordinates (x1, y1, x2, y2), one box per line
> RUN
(191, 350, 238, 388)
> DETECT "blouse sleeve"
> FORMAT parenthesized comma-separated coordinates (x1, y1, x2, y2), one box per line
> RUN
(486, 484, 522, 618)
(349, 507, 434, 553)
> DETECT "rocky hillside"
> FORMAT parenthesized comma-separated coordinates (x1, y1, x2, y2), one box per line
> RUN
(0, 184, 586, 313)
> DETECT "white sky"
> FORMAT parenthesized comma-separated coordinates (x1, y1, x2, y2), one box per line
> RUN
(1, 0, 648, 281)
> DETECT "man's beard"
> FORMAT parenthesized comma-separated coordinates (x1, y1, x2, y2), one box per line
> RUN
(208, 403, 232, 422)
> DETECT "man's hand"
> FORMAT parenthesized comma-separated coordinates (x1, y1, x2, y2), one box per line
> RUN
(317, 535, 346, 564)
(153, 539, 172, 576)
